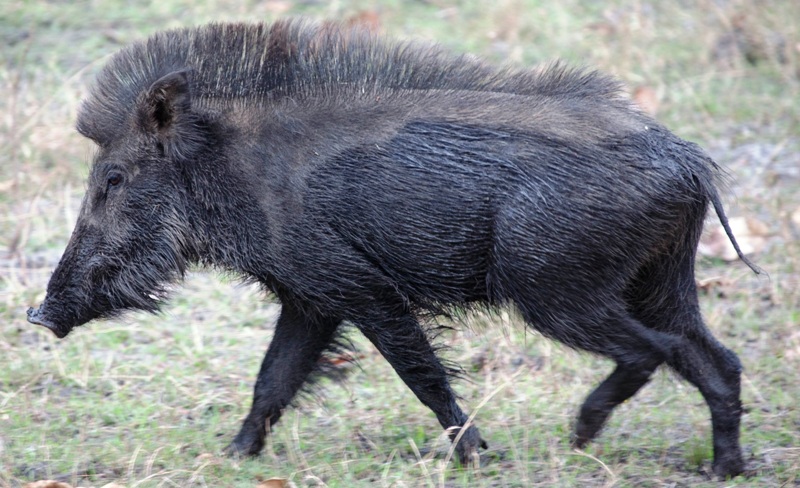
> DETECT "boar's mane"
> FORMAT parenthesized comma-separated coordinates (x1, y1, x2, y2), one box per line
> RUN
(76, 19, 628, 145)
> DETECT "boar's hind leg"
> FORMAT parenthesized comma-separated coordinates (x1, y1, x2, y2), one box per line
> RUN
(668, 333, 744, 477)
(224, 300, 340, 457)
(549, 311, 670, 449)
(627, 253, 745, 478)
(355, 312, 487, 465)
(572, 352, 663, 449)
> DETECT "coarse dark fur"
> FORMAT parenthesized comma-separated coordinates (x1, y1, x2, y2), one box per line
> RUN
(27, 19, 759, 478)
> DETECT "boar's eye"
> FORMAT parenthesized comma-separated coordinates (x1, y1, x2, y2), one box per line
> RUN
(107, 172, 124, 190)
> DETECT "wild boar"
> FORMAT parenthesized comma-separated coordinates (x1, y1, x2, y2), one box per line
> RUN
(27, 20, 759, 477)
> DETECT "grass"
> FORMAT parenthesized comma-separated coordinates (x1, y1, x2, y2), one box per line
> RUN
(2, 0, 799, 486)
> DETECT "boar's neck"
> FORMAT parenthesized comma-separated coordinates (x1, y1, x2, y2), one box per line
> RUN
(175, 115, 272, 278)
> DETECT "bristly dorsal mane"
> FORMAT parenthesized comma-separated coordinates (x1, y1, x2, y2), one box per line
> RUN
(77, 19, 627, 144)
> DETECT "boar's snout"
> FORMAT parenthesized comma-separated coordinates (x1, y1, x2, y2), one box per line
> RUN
(27, 305, 70, 339)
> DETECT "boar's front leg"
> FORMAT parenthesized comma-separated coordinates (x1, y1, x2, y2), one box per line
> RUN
(225, 299, 340, 457)
(355, 312, 487, 465)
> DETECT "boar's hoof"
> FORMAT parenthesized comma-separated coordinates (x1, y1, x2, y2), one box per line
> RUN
(452, 424, 487, 467)
(570, 426, 597, 450)
(713, 453, 747, 479)
(222, 441, 261, 458)
(223, 430, 264, 458)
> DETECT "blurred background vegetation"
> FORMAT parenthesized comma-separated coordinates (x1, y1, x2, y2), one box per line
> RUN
(1, 1, 798, 486)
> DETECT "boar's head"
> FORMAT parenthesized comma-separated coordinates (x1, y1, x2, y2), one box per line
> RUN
(28, 70, 203, 338)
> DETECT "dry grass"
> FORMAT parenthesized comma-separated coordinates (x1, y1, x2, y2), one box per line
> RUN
(1, 1, 799, 486)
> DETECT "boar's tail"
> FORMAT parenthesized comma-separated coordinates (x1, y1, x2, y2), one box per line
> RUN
(707, 185, 763, 275)
(691, 143, 762, 275)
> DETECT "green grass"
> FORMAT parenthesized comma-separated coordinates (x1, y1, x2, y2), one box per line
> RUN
(2, 1, 800, 486)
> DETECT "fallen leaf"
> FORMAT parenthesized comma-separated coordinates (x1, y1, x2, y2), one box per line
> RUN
(584, 21, 616, 37)
(745, 217, 770, 236)
(194, 452, 221, 466)
(318, 352, 364, 367)
(344, 11, 382, 32)
(633, 85, 659, 116)
(696, 276, 732, 293)
(699, 216, 768, 261)
(257, 478, 293, 488)
(791, 207, 800, 228)
(0, 179, 15, 192)
(23, 482, 73, 488)
(264, 1, 293, 14)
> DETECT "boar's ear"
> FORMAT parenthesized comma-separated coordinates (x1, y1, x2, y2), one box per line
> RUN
(138, 69, 192, 137)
